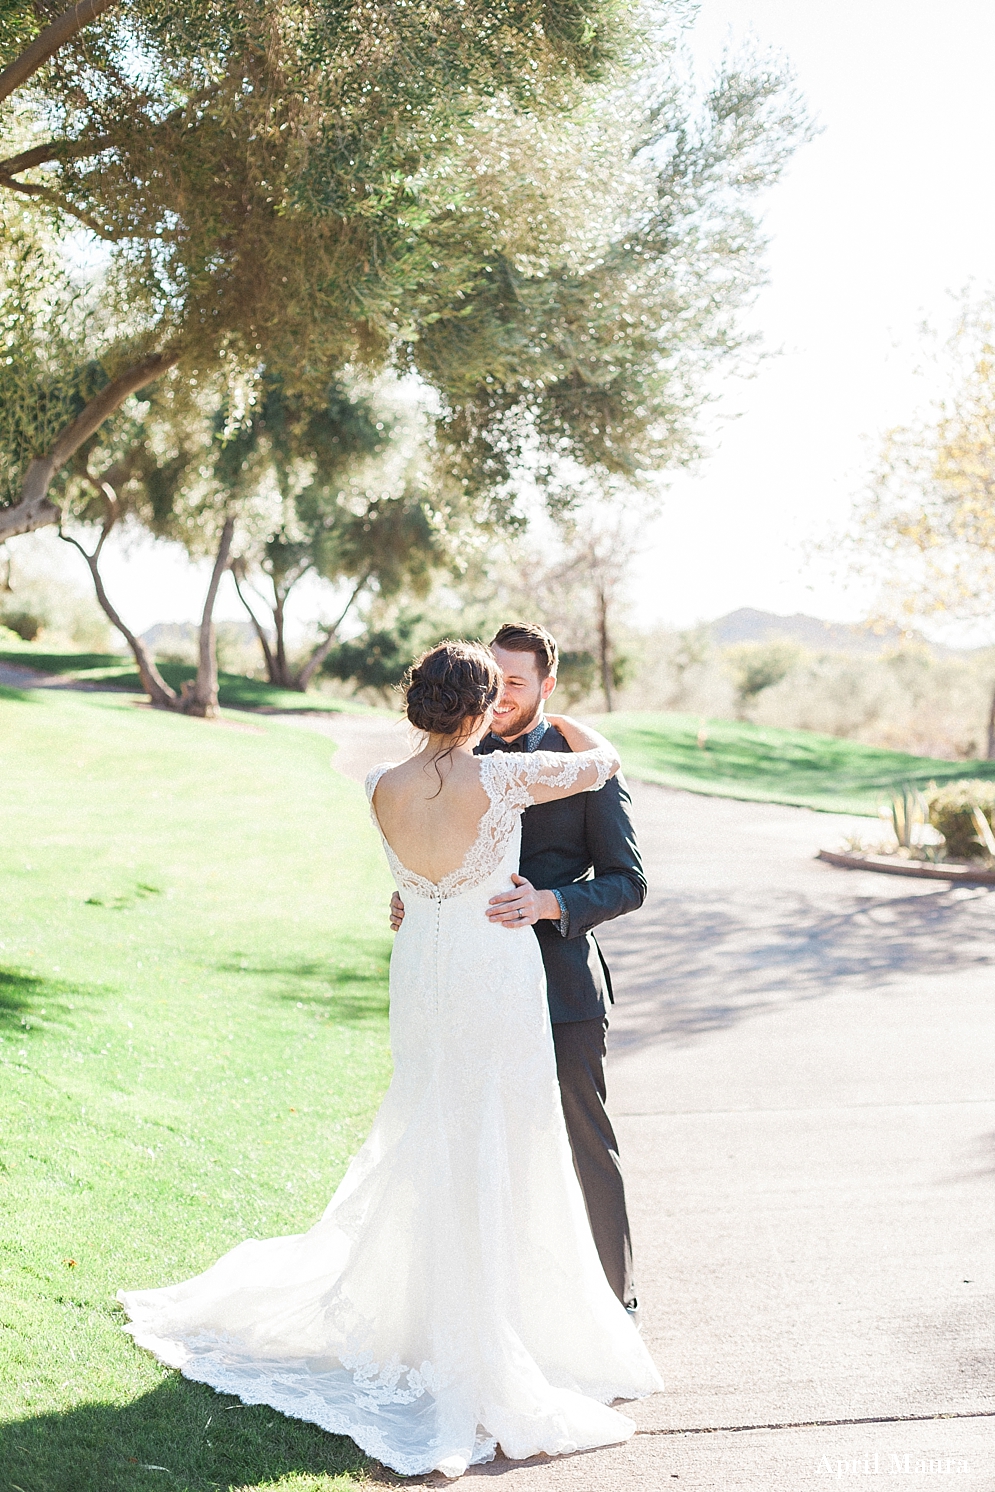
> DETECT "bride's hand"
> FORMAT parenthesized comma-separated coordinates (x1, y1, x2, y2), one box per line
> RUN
(545, 714, 620, 769)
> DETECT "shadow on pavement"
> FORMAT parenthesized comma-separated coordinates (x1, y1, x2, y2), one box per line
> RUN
(603, 885, 995, 1048)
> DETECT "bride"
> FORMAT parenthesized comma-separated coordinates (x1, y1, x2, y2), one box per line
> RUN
(118, 640, 663, 1479)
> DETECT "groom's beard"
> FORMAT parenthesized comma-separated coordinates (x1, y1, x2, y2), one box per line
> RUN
(490, 692, 543, 741)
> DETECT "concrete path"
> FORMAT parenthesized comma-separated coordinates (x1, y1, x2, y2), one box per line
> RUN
(0, 659, 53, 688)
(299, 717, 995, 1489)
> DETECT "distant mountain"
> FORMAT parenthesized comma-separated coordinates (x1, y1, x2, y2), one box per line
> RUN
(708, 608, 914, 656)
(141, 621, 259, 650)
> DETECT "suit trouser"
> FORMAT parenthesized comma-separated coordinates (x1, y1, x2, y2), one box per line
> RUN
(551, 1016, 634, 1307)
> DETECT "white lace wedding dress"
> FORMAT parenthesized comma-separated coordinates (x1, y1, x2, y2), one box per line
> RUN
(117, 748, 663, 1478)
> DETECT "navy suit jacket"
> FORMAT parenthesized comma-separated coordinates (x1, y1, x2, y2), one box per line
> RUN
(476, 724, 646, 1023)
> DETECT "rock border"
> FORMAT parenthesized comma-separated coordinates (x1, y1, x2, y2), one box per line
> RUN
(817, 848, 995, 884)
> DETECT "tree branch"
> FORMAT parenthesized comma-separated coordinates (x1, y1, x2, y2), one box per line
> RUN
(231, 562, 276, 682)
(0, 349, 180, 543)
(0, 172, 118, 239)
(58, 508, 178, 709)
(294, 576, 368, 692)
(0, 135, 112, 175)
(0, 0, 120, 106)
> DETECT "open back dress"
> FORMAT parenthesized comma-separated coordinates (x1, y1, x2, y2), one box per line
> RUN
(118, 747, 662, 1478)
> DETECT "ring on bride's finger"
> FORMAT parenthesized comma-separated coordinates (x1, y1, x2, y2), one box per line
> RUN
(517, 908, 525, 919)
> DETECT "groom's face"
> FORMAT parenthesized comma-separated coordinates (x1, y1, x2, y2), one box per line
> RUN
(490, 645, 555, 740)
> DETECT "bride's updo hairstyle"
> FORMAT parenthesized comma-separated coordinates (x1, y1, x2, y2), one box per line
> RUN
(404, 640, 501, 740)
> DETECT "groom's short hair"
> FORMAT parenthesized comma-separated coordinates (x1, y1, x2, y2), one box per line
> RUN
(490, 622, 558, 680)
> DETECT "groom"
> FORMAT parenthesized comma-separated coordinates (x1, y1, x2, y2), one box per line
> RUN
(390, 621, 646, 1311)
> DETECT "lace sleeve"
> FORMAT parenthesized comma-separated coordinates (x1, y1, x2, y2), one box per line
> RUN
(479, 747, 615, 812)
(365, 762, 396, 813)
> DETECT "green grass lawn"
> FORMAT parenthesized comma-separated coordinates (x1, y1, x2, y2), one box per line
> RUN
(595, 711, 995, 816)
(0, 643, 369, 715)
(0, 688, 396, 1492)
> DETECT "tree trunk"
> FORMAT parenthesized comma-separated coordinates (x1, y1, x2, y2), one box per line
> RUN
(294, 627, 339, 693)
(272, 587, 293, 688)
(231, 565, 278, 684)
(596, 584, 614, 713)
(0, 350, 179, 542)
(180, 518, 235, 718)
(293, 577, 368, 693)
(987, 678, 995, 760)
(59, 526, 178, 709)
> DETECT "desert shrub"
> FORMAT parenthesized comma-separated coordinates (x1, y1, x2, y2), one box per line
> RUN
(615, 627, 995, 759)
(323, 617, 428, 703)
(557, 649, 597, 705)
(724, 642, 801, 718)
(0, 604, 45, 641)
(925, 780, 995, 860)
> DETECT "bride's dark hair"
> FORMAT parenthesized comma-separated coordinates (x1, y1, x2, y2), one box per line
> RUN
(404, 640, 501, 739)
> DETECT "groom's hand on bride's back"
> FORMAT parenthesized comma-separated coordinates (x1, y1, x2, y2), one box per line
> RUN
(486, 873, 560, 928)
(390, 879, 557, 931)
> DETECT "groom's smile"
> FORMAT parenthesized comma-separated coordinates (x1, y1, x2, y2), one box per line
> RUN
(490, 644, 556, 740)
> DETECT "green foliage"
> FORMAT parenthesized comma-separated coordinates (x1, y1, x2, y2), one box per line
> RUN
(610, 650, 633, 691)
(418, 55, 813, 505)
(214, 376, 390, 547)
(924, 779, 995, 861)
(545, 647, 631, 706)
(594, 710, 995, 815)
(0, 208, 87, 509)
(0, 0, 36, 68)
(724, 642, 802, 717)
(323, 613, 446, 700)
(323, 628, 412, 700)
(1, 0, 811, 557)
(123, 371, 441, 576)
(0, 687, 393, 1490)
(556, 648, 597, 705)
(3, 0, 645, 402)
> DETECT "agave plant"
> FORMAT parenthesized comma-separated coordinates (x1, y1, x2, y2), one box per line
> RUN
(890, 786, 928, 848)
(972, 806, 995, 862)
(887, 786, 945, 860)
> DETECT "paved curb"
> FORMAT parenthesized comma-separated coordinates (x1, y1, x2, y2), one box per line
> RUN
(816, 847, 995, 883)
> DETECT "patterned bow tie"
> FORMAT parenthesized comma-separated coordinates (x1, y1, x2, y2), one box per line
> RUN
(488, 717, 547, 753)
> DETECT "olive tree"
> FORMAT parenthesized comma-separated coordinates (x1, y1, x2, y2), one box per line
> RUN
(848, 297, 995, 756)
(1, 0, 645, 710)
(219, 377, 447, 691)
(0, 0, 639, 541)
(1, 1, 811, 714)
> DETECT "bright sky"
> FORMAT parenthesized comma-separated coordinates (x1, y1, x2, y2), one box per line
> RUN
(635, 0, 995, 631)
(94, 0, 995, 636)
